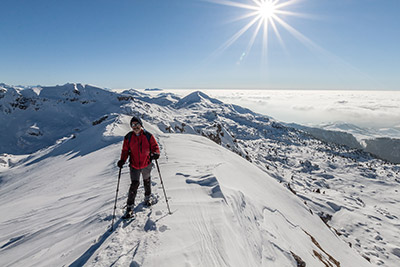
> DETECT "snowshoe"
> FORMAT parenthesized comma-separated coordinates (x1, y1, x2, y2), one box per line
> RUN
(122, 206, 135, 219)
(144, 195, 158, 207)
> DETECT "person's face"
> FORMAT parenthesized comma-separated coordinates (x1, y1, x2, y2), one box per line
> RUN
(131, 122, 142, 133)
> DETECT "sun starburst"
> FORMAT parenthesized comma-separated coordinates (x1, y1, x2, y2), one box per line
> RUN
(258, 0, 277, 19)
(208, 0, 313, 64)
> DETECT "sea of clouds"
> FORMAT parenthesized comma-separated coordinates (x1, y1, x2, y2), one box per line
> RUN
(155, 89, 400, 134)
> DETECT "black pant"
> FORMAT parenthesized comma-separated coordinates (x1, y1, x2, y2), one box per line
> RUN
(127, 163, 153, 207)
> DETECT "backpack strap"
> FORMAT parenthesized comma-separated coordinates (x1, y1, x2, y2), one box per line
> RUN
(124, 131, 132, 156)
(143, 130, 152, 144)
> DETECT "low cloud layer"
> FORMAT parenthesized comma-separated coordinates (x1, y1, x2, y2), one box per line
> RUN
(164, 89, 400, 130)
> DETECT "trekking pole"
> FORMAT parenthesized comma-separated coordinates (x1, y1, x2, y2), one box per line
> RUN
(110, 167, 122, 231)
(155, 159, 171, 214)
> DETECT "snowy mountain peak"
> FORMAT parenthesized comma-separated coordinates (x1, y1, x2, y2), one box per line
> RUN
(174, 90, 222, 108)
(38, 83, 112, 100)
(0, 83, 123, 154)
(0, 83, 9, 91)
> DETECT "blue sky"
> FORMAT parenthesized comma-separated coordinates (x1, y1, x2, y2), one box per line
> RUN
(1, 0, 399, 90)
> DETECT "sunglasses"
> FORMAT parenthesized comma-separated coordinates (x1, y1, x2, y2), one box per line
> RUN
(131, 122, 141, 127)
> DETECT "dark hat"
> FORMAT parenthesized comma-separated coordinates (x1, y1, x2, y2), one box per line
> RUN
(130, 116, 143, 127)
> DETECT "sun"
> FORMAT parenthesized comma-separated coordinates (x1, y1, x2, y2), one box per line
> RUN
(258, 0, 277, 20)
(208, 0, 313, 64)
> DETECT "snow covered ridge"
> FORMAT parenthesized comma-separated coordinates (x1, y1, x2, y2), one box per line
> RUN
(287, 123, 400, 164)
(0, 131, 371, 267)
(1, 83, 400, 266)
(0, 83, 128, 154)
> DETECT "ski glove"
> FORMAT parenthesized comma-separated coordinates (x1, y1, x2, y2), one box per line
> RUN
(150, 153, 160, 161)
(117, 159, 125, 168)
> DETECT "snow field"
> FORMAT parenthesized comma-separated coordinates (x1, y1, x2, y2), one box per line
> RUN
(1, 130, 370, 267)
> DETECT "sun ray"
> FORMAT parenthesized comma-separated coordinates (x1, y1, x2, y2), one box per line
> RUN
(275, 0, 302, 9)
(206, 0, 259, 11)
(269, 16, 285, 50)
(273, 15, 317, 50)
(262, 16, 269, 61)
(269, 9, 376, 86)
(207, 0, 314, 64)
(250, 0, 262, 5)
(241, 18, 264, 63)
(212, 15, 261, 58)
(274, 10, 306, 17)
(225, 10, 261, 24)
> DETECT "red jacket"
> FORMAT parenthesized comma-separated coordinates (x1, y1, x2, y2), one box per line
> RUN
(120, 130, 160, 169)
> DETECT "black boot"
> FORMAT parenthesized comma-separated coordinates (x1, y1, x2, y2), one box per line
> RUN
(123, 205, 134, 219)
(144, 195, 152, 206)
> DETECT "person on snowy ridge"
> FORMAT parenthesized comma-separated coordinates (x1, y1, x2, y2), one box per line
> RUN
(117, 116, 160, 218)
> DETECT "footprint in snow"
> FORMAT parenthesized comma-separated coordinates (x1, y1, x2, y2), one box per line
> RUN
(144, 219, 157, 232)
(159, 225, 169, 232)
